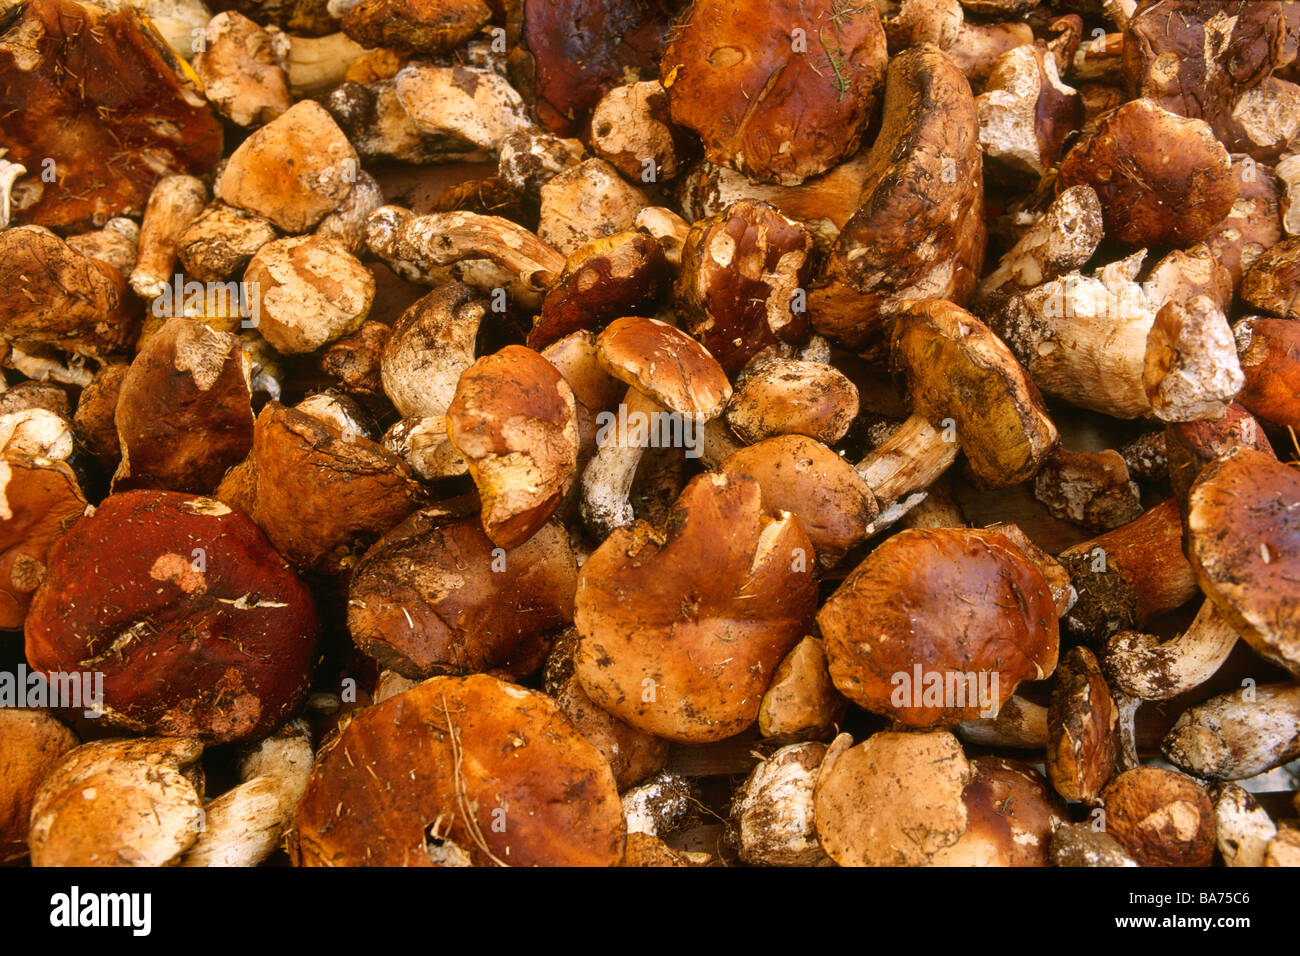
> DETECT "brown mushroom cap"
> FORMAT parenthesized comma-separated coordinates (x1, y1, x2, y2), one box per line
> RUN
(813, 730, 972, 866)
(595, 317, 733, 419)
(675, 200, 814, 374)
(1234, 316, 1300, 429)
(0, 709, 77, 862)
(341, 0, 491, 55)
(726, 359, 860, 445)
(574, 472, 819, 742)
(1241, 237, 1300, 320)
(1186, 447, 1300, 676)
(348, 511, 576, 681)
(0, 454, 87, 629)
(1057, 99, 1235, 247)
(290, 674, 626, 866)
(446, 345, 580, 550)
(1047, 645, 1119, 805)
(661, 0, 888, 185)
(818, 527, 1060, 727)
(928, 757, 1067, 867)
(1100, 766, 1215, 867)
(718, 434, 879, 565)
(758, 636, 847, 741)
(891, 299, 1057, 489)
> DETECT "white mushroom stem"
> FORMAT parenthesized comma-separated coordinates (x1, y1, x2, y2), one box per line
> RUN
(1113, 692, 1141, 773)
(1103, 599, 1239, 701)
(383, 416, 469, 480)
(366, 205, 565, 308)
(579, 386, 663, 537)
(1214, 783, 1277, 868)
(181, 721, 314, 867)
(1162, 682, 1300, 780)
(855, 414, 959, 503)
(975, 185, 1103, 309)
(955, 695, 1048, 748)
(0, 153, 27, 231)
(130, 175, 209, 300)
(0, 408, 74, 461)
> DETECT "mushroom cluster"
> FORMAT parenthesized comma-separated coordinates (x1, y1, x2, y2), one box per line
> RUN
(0, 0, 1298, 870)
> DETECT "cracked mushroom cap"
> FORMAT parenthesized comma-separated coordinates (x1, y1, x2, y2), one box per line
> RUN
(28, 737, 205, 867)
(1099, 767, 1215, 867)
(574, 472, 819, 742)
(348, 510, 576, 681)
(25, 491, 319, 743)
(661, 0, 888, 185)
(595, 316, 732, 420)
(446, 345, 580, 550)
(290, 674, 626, 866)
(1047, 645, 1119, 805)
(813, 730, 973, 866)
(891, 299, 1057, 489)
(1186, 447, 1300, 676)
(0, 454, 87, 630)
(818, 527, 1060, 727)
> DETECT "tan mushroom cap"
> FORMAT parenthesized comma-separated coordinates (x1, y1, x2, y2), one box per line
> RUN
(726, 359, 860, 445)
(1100, 766, 1215, 867)
(574, 472, 819, 742)
(0, 709, 77, 862)
(595, 317, 732, 419)
(813, 730, 972, 867)
(1186, 447, 1300, 676)
(891, 299, 1058, 488)
(818, 527, 1060, 727)
(290, 674, 626, 867)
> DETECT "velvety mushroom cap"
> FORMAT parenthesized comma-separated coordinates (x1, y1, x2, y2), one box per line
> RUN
(814, 730, 972, 866)
(595, 317, 733, 419)
(661, 0, 888, 185)
(719, 434, 879, 565)
(26, 491, 318, 743)
(574, 472, 819, 742)
(349, 511, 576, 680)
(1100, 767, 1215, 867)
(290, 674, 626, 866)
(818, 527, 1059, 727)
(1186, 447, 1300, 675)
(891, 299, 1057, 489)
(446, 345, 580, 549)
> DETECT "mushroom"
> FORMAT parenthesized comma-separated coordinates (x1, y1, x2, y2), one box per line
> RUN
(539, 330, 624, 466)
(177, 204, 281, 282)
(129, 176, 210, 301)
(380, 282, 485, 420)
(1234, 317, 1300, 429)
(813, 730, 972, 867)
(659, 0, 887, 185)
(976, 43, 1082, 179)
(394, 63, 529, 152)
(446, 345, 580, 549)
(314, 170, 385, 253)
(956, 694, 1048, 749)
(1265, 830, 1300, 867)
(590, 80, 682, 183)
(1213, 782, 1277, 868)
(216, 100, 358, 234)
(216, 401, 425, 575)
(1033, 448, 1143, 532)
(1049, 823, 1138, 867)
(1241, 236, 1300, 319)
(578, 316, 731, 538)
(290, 674, 626, 866)
(0, 0, 222, 232)
(730, 742, 829, 867)
(73, 363, 128, 471)
(818, 527, 1059, 727)
(27, 737, 205, 867)
(1164, 403, 1275, 511)
(1047, 646, 1118, 804)
(1205, 155, 1284, 291)
(574, 471, 819, 742)
(26, 491, 319, 742)
(497, 128, 585, 197)
(194, 11, 292, 128)
(758, 636, 847, 741)
(1103, 599, 1240, 702)
(725, 359, 859, 446)
(243, 235, 376, 354)
(181, 720, 313, 867)
(1056, 498, 1199, 643)
(0, 453, 87, 629)
(348, 509, 575, 680)
(675, 201, 815, 374)
(621, 771, 699, 840)
(340, 0, 490, 54)
(1099, 767, 1216, 867)
(321, 320, 390, 399)
(0, 709, 77, 863)
(537, 159, 650, 256)
(381, 416, 468, 481)
(1186, 447, 1300, 676)
(808, 45, 984, 351)
(1162, 683, 1300, 781)
(927, 757, 1067, 867)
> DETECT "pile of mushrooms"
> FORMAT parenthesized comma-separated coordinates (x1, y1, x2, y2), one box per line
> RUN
(0, 0, 1299, 868)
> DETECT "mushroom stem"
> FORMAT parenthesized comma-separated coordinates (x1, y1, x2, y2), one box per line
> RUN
(855, 414, 958, 502)
(129, 175, 209, 300)
(283, 32, 369, 97)
(0, 153, 27, 231)
(1102, 599, 1239, 701)
(1213, 783, 1277, 868)
(1113, 691, 1141, 773)
(955, 695, 1048, 748)
(1162, 683, 1300, 780)
(579, 386, 662, 537)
